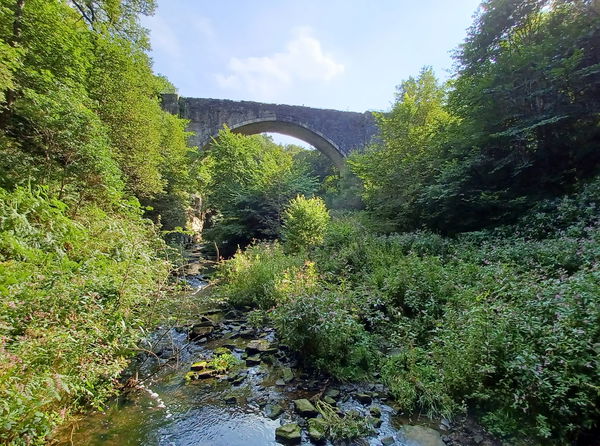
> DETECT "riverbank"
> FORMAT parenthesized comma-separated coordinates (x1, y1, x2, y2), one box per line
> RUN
(54, 248, 501, 446)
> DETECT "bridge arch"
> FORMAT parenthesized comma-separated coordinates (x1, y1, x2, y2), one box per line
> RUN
(227, 118, 344, 167)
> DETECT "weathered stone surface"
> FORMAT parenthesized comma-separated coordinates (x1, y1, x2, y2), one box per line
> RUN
(324, 388, 340, 400)
(246, 339, 272, 354)
(275, 423, 302, 444)
(369, 406, 382, 418)
(381, 436, 396, 445)
(185, 369, 215, 380)
(293, 398, 319, 417)
(162, 95, 378, 167)
(264, 403, 284, 419)
(190, 361, 209, 371)
(323, 396, 336, 405)
(190, 325, 213, 338)
(399, 425, 445, 446)
(245, 354, 261, 366)
(307, 418, 327, 442)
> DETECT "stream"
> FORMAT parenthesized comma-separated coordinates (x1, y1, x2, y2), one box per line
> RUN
(54, 250, 491, 446)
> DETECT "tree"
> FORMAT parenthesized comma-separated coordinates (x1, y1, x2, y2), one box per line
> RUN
(350, 67, 457, 231)
(200, 128, 317, 253)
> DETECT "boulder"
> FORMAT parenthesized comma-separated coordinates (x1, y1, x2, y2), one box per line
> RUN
(323, 396, 336, 405)
(355, 393, 372, 404)
(246, 339, 270, 353)
(190, 325, 214, 339)
(282, 367, 295, 383)
(275, 423, 302, 444)
(246, 354, 261, 366)
(264, 403, 284, 419)
(324, 388, 340, 400)
(369, 406, 382, 418)
(399, 425, 445, 446)
(190, 361, 209, 371)
(293, 398, 319, 417)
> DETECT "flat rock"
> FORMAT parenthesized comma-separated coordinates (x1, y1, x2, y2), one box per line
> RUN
(240, 329, 255, 338)
(323, 396, 336, 405)
(246, 339, 271, 354)
(369, 406, 382, 418)
(382, 436, 396, 445)
(190, 325, 213, 339)
(324, 388, 340, 399)
(246, 354, 261, 366)
(399, 425, 445, 446)
(275, 423, 301, 444)
(293, 398, 319, 417)
(190, 361, 209, 371)
(264, 403, 284, 419)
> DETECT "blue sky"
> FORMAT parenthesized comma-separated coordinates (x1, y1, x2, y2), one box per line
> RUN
(142, 0, 482, 145)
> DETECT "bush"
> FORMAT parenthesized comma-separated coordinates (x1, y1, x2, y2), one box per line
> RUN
(282, 195, 330, 253)
(214, 242, 306, 309)
(215, 179, 600, 443)
(271, 286, 377, 379)
(0, 186, 172, 444)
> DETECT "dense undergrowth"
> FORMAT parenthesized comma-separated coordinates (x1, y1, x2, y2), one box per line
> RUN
(215, 178, 600, 444)
(0, 186, 177, 444)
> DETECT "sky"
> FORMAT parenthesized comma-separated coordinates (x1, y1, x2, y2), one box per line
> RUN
(141, 0, 482, 146)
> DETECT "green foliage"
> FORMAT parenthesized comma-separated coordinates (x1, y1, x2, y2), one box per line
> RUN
(200, 129, 317, 253)
(208, 351, 240, 373)
(0, 1, 193, 443)
(281, 195, 330, 253)
(351, 2, 600, 233)
(0, 186, 171, 444)
(0, 0, 195, 224)
(214, 242, 306, 309)
(216, 179, 600, 442)
(271, 285, 377, 379)
(315, 400, 374, 441)
(349, 67, 457, 231)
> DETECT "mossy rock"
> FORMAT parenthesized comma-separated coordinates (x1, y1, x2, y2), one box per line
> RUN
(214, 347, 231, 355)
(308, 418, 328, 442)
(282, 367, 295, 383)
(324, 388, 340, 399)
(190, 361, 209, 371)
(323, 395, 336, 405)
(369, 406, 382, 418)
(275, 423, 301, 444)
(264, 403, 284, 419)
(293, 398, 318, 417)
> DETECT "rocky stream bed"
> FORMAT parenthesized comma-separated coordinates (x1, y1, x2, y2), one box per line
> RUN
(55, 249, 500, 446)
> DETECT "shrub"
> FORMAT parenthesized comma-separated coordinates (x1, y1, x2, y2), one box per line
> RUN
(0, 186, 172, 444)
(214, 242, 305, 309)
(271, 286, 377, 379)
(281, 195, 330, 253)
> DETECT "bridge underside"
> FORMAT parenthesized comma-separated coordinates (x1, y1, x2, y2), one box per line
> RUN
(228, 120, 344, 167)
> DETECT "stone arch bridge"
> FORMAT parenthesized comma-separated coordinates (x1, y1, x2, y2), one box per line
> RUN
(161, 94, 378, 167)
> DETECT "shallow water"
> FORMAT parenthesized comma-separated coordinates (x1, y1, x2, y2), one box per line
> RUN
(54, 275, 432, 446)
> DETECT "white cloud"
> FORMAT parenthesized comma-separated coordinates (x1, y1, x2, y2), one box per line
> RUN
(216, 27, 344, 100)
